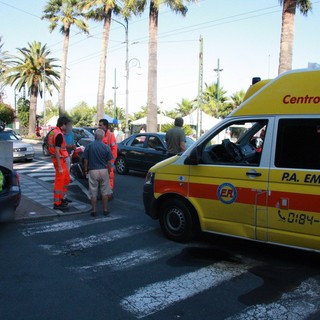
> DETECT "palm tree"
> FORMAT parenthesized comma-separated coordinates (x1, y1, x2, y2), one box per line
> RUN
(220, 90, 245, 118)
(42, 0, 89, 114)
(135, 0, 197, 132)
(175, 98, 195, 117)
(201, 83, 227, 118)
(79, 0, 120, 123)
(4, 42, 60, 136)
(278, 0, 312, 74)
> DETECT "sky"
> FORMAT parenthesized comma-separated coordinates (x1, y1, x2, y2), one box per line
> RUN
(1, 0, 320, 117)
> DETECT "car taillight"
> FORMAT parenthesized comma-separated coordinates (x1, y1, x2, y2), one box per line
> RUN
(10, 173, 20, 192)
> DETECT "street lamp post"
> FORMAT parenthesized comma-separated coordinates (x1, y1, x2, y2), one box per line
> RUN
(112, 18, 129, 135)
(112, 68, 118, 120)
(112, 18, 142, 138)
(125, 57, 142, 135)
(214, 58, 223, 102)
(159, 101, 163, 132)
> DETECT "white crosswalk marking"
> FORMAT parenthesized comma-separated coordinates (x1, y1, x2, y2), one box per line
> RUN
(70, 245, 181, 272)
(19, 217, 320, 320)
(40, 225, 156, 255)
(15, 160, 55, 181)
(227, 278, 320, 320)
(21, 217, 119, 236)
(120, 262, 249, 318)
(15, 160, 54, 173)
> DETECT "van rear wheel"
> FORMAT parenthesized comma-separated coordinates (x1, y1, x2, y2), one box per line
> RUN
(159, 198, 196, 243)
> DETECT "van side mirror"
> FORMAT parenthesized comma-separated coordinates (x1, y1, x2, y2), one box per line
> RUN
(184, 148, 199, 165)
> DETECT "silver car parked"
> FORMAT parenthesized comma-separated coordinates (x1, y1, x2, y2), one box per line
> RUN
(0, 130, 34, 162)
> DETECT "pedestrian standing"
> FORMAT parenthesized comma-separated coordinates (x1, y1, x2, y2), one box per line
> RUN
(98, 119, 117, 197)
(115, 124, 124, 143)
(83, 128, 113, 216)
(63, 121, 76, 203)
(48, 116, 71, 210)
(165, 117, 186, 156)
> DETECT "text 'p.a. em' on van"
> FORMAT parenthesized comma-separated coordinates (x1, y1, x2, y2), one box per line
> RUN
(143, 68, 320, 252)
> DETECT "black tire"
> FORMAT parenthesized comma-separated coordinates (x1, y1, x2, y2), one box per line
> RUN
(25, 158, 33, 162)
(115, 156, 129, 175)
(159, 198, 198, 243)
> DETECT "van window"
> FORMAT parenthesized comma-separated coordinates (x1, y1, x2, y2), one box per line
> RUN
(200, 120, 268, 166)
(275, 119, 320, 170)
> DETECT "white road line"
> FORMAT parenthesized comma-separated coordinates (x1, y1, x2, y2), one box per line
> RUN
(17, 169, 53, 174)
(226, 278, 320, 320)
(21, 217, 119, 236)
(15, 163, 54, 174)
(15, 161, 50, 169)
(120, 261, 249, 318)
(28, 172, 54, 177)
(38, 177, 55, 182)
(70, 245, 181, 272)
(40, 225, 156, 255)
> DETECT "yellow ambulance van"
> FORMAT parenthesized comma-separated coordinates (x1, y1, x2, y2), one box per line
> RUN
(143, 68, 320, 252)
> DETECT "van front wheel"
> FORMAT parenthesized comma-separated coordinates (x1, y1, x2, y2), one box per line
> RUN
(159, 198, 195, 243)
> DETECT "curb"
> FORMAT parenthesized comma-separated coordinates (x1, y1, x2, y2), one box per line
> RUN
(15, 172, 92, 221)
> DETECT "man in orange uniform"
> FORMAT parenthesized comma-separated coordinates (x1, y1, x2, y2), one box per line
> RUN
(48, 116, 71, 211)
(98, 119, 117, 196)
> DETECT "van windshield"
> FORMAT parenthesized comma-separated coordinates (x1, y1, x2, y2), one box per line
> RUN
(199, 120, 268, 165)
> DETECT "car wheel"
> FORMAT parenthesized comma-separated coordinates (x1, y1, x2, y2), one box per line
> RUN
(159, 198, 199, 243)
(43, 145, 50, 156)
(115, 156, 129, 175)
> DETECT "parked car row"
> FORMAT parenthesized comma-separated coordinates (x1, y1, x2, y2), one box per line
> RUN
(42, 127, 194, 177)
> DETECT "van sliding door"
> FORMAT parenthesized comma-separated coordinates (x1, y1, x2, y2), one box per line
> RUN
(268, 117, 320, 251)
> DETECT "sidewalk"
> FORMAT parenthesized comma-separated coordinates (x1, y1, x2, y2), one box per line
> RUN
(15, 170, 92, 222)
(12, 138, 92, 221)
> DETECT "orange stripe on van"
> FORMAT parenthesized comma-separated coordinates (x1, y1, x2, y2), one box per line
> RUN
(155, 179, 320, 213)
(155, 180, 263, 205)
(269, 191, 320, 213)
(154, 179, 188, 196)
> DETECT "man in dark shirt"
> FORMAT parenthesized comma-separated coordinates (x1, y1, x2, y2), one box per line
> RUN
(83, 128, 113, 216)
(165, 117, 186, 156)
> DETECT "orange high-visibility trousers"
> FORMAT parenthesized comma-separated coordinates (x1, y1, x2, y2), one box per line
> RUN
(52, 158, 70, 205)
(109, 166, 115, 190)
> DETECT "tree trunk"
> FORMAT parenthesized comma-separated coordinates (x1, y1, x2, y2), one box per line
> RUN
(96, 7, 112, 124)
(59, 23, 70, 115)
(146, 1, 158, 133)
(28, 86, 38, 137)
(278, 0, 296, 75)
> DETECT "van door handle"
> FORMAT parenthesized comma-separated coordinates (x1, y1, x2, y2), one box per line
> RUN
(246, 171, 262, 177)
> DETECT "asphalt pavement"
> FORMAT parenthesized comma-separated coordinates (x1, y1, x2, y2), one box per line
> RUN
(14, 138, 92, 221)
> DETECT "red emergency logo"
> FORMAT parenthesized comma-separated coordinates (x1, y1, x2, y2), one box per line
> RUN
(217, 183, 237, 204)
